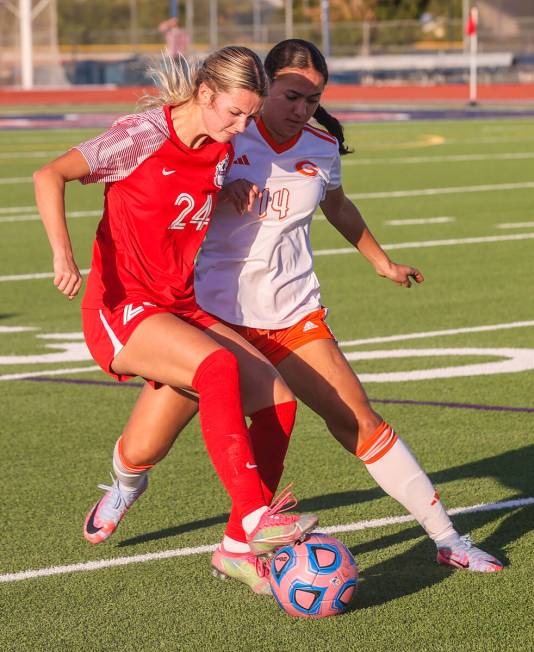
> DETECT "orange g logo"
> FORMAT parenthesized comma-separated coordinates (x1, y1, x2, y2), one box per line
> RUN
(295, 160, 319, 177)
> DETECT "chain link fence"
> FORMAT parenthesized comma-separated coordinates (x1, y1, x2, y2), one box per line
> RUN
(1, 8, 534, 87)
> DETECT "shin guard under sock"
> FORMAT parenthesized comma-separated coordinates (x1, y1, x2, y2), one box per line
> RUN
(225, 400, 297, 542)
(357, 422, 456, 541)
(192, 349, 265, 520)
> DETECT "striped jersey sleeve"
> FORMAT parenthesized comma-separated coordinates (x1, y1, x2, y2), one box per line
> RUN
(75, 108, 170, 184)
(327, 150, 342, 191)
(302, 123, 342, 191)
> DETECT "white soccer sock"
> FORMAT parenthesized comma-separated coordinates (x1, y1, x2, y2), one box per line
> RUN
(112, 439, 149, 491)
(222, 535, 251, 553)
(242, 506, 268, 534)
(358, 423, 456, 542)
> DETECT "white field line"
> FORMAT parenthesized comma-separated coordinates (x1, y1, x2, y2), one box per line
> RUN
(315, 216, 454, 225)
(363, 136, 534, 147)
(497, 221, 534, 229)
(314, 232, 534, 256)
(386, 217, 454, 226)
(0, 326, 37, 333)
(2, 232, 534, 282)
(0, 177, 35, 184)
(0, 205, 34, 214)
(3, 178, 534, 200)
(343, 152, 534, 166)
(0, 268, 90, 282)
(2, 150, 532, 165)
(37, 332, 85, 340)
(0, 151, 63, 160)
(314, 215, 454, 225)
(4, 319, 531, 382)
(338, 320, 534, 348)
(347, 181, 534, 200)
(0, 210, 100, 224)
(0, 365, 100, 381)
(1, 496, 531, 584)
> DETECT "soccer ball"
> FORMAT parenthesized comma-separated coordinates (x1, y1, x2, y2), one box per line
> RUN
(269, 534, 358, 618)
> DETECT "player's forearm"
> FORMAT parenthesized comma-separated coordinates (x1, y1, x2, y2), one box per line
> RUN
(328, 197, 367, 244)
(353, 228, 394, 275)
(33, 168, 75, 261)
(328, 198, 391, 271)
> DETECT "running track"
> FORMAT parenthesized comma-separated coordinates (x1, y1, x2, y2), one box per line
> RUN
(2, 83, 534, 105)
(2, 83, 534, 128)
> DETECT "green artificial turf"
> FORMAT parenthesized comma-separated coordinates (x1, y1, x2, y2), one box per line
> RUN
(0, 118, 533, 652)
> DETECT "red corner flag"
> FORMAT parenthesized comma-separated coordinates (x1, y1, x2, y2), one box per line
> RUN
(466, 8, 477, 36)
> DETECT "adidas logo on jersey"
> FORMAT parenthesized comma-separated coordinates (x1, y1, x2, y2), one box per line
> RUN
(234, 154, 251, 166)
(303, 321, 319, 333)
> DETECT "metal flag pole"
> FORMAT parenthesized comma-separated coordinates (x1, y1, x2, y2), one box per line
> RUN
(285, 0, 293, 39)
(320, 0, 331, 57)
(467, 6, 479, 106)
(209, 0, 218, 49)
(19, 0, 33, 89)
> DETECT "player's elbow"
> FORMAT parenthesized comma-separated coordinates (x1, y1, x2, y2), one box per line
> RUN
(33, 163, 62, 191)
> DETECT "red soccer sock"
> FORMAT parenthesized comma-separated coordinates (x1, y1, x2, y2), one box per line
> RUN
(192, 349, 266, 519)
(224, 400, 297, 542)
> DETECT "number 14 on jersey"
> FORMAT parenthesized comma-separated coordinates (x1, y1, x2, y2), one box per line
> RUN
(258, 187, 290, 220)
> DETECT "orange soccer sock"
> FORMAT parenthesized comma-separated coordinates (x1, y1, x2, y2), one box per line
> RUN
(356, 421, 456, 542)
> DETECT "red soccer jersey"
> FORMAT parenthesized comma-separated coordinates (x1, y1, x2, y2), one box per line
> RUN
(76, 105, 232, 312)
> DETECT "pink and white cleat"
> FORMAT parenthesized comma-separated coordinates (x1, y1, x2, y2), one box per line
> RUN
(83, 475, 148, 544)
(436, 534, 503, 572)
(211, 546, 272, 595)
(246, 485, 318, 556)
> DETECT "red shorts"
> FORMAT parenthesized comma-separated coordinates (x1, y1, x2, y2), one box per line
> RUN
(82, 301, 218, 383)
(221, 307, 336, 366)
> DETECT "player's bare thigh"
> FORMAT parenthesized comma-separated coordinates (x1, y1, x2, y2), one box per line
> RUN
(276, 338, 382, 451)
(112, 312, 221, 388)
(117, 316, 294, 466)
(207, 321, 294, 414)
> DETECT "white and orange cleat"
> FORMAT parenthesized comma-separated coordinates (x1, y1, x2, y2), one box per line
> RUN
(437, 534, 503, 572)
(246, 485, 318, 556)
(83, 475, 147, 544)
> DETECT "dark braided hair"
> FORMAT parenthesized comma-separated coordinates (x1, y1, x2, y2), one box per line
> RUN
(264, 39, 352, 156)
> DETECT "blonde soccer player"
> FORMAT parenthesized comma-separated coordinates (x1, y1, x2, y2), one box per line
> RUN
(82, 40, 502, 592)
(34, 47, 317, 571)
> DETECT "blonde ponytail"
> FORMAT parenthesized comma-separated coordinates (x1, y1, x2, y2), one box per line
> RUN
(138, 46, 267, 111)
(138, 51, 195, 110)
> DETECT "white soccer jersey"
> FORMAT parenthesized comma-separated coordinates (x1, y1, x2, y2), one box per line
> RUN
(195, 117, 341, 329)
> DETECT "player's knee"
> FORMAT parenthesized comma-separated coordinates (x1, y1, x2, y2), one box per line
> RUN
(210, 347, 239, 374)
(193, 347, 239, 391)
(325, 402, 382, 453)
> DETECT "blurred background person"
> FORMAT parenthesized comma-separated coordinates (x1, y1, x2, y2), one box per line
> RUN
(159, 16, 190, 59)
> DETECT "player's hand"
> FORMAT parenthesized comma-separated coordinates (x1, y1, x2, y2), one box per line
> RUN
(376, 261, 424, 288)
(53, 255, 83, 300)
(219, 179, 261, 214)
